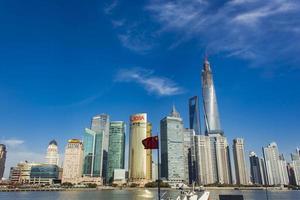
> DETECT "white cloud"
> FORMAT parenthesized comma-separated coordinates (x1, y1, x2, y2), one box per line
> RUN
(147, 0, 300, 66)
(0, 139, 24, 147)
(104, 0, 119, 15)
(115, 68, 184, 96)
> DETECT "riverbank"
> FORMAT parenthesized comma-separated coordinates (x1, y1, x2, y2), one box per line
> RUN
(0, 186, 293, 192)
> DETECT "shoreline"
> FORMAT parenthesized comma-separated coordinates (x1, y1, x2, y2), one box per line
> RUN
(0, 186, 296, 193)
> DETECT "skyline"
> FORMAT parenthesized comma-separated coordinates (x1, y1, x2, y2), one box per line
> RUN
(1, 0, 300, 178)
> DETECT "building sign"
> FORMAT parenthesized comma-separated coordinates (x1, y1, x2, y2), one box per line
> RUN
(131, 114, 147, 123)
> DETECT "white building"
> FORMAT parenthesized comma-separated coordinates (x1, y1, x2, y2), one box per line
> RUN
(113, 169, 126, 185)
(46, 140, 59, 166)
(62, 139, 84, 184)
(233, 138, 249, 185)
(263, 142, 288, 185)
(291, 151, 300, 186)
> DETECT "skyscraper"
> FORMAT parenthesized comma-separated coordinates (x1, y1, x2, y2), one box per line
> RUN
(263, 142, 288, 185)
(189, 96, 201, 135)
(107, 121, 126, 183)
(128, 113, 151, 184)
(0, 144, 7, 179)
(201, 58, 222, 135)
(209, 134, 232, 184)
(90, 114, 110, 182)
(183, 128, 196, 184)
(195, 135, 213, 185)
(233, 138, 249, 185)
(46, 140, 59, 166)
(291, 150, 300, 185)
(62, 139, 84, 184)
(160, 106, 185, 184)
(249, 151, 265, 185)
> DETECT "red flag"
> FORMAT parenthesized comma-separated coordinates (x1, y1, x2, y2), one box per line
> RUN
(142, 136, 158, 149)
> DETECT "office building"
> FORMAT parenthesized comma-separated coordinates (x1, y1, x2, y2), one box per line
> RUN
(9, 161, 40, 184)
(90, 114, 110, 182)
(107, 121, 125, 183)
(62, 139, 84, 184)
(46, 140, 59, 166)
(128, 113, 151, 184)
(30, 164, 60, 184)
(233, 138, 249, 185)
(160, 106, 185, 184)
(0, 144, 6, 180)
(249, 151, 265, 185)
(189, 96, 201, 135)
(201, 58, 222, 135)
(183, 128, 196, 184)
(195, 135, 214, 185)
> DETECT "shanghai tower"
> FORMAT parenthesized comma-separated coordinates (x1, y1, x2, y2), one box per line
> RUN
(201, 58, 222, 135)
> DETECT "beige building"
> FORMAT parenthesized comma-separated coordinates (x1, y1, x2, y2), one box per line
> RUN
(46, 140, 59, 166)
(128, 113, 151, 185)
(62, 139, 84, 184)
(9, 161, 40, 183)
(195, 135, 213, 185)
(233, 138, 249, 185)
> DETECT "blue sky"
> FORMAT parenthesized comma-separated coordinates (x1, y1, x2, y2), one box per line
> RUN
(0, 0, 300, 177)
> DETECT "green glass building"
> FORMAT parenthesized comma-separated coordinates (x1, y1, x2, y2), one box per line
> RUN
(107, 121, 125, 183)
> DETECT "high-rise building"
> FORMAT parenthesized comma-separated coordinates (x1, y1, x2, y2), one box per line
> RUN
(62, 139, 84, 184)
(263, 142, 288, 185)
(160, 106, 185, 184)
(201, 58, 222, 135)
(291, 151, 300, 186)
(195, 135, 213, 185)
(209, 134, 232, 184)
(90, 114, 110, 182)
(233, 138, 249, 185)
(146, 122, 153, 181)
(107, 121, 126, 183)
(183, 128, 196, 184)
(46, 140, 59, 166)
(279, 154, 289, 185)
(189, 96, 201, 135)
(128, 113, 151, 184)
(0, 144, 7, 180)
(249, 151, 265, 185)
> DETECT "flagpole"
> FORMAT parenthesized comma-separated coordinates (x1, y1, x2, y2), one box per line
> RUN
(157, 137, 161, 200)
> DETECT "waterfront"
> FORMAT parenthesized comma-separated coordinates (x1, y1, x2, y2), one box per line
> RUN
(0, 189, 300, 200)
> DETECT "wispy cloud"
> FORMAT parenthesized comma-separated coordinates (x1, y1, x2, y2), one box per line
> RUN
(115, 68, 184, 96)
(104, 0, 119, 15)
(0, 139, 24, 147)
(147, 0, 300, 66)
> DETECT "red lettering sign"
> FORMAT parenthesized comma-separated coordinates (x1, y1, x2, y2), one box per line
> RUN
(131, 115, 145, 122)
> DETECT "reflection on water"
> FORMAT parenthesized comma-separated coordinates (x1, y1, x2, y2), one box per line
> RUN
(0, 189, 299, 200)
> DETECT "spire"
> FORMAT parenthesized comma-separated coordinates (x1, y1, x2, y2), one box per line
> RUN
(203, 56, 211, 71)
(170, 104, 180, 118)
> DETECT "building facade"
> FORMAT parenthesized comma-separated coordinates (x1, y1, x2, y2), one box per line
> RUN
(45, 140, 59, 166)
(249, 151, 265, 185)
(195, 135, 213, 185)
(30, 164, 60, 184)
(62, 139, 84, 184)
(107, 121, 125, 183)
(0, 144, 6, 180)
(263, 142, 288, 185)
(128, 113, 150, 184)
(189, 96, 201, 135)
(201, 58, 222, 135)
(233, 138, 249, 185)
(291, 151, 300, 185)
(146, 122, 153, 181)
(160, 106, 185, 184)
(183, 128, 196, 184)
(90, 114, 110, 183)
(209, 134, 232, 184)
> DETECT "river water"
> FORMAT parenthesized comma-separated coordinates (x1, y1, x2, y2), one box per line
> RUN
(0, 189, 299, 200)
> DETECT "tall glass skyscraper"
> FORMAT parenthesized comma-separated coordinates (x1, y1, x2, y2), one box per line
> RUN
(201, 58, 222, 135)
(160, 106, 185, 184)
(189, 96, 201, 135)
(107, 121, 125, 183)
(90, 114, 110, 182)
(249, 151, 265, 185)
